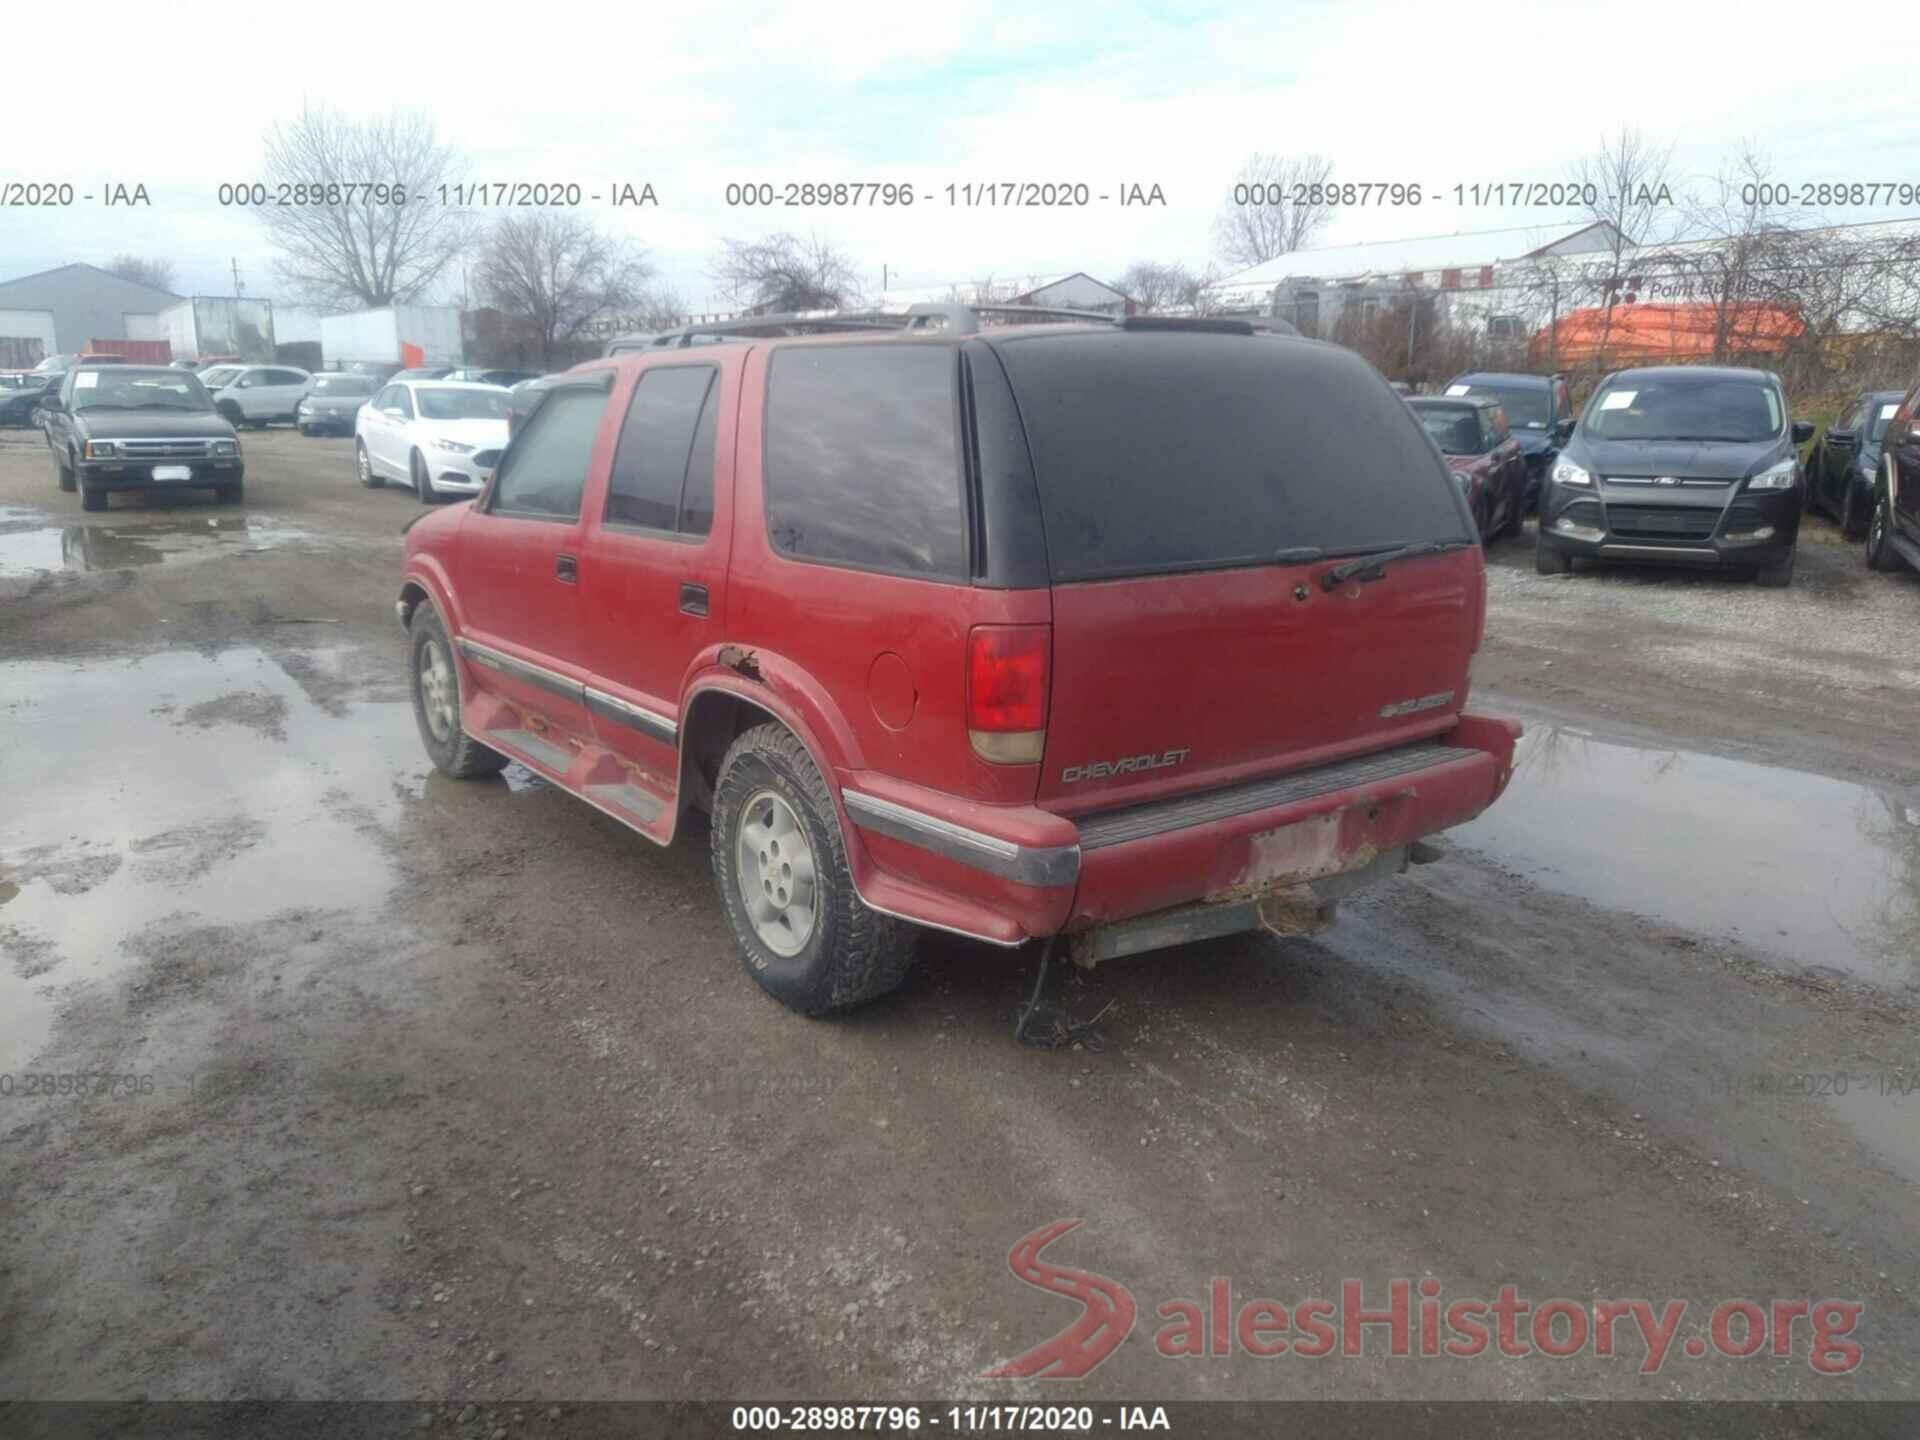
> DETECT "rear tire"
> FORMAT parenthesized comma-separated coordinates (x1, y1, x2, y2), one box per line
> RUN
(409, 604, 508, 779)
(1839, 480, 1862, 539)
(1754, 549, 1795, 587)
(56, 457, 75, 492)
(357, 440, 381, 488)
(1534, 532, 1571, 575)
(711, 723, 917, 1016)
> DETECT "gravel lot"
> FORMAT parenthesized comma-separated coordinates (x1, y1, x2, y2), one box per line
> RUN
(1, 425, 1917, 1422)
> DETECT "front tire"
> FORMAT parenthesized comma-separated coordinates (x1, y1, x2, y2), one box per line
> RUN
(1867, 492, 1899, 572)
(711, 723, 917, 1016)
(1754, 549, 1795, 587)
(357, 440, 381, 488)
(1535, 531, 1571, 575)
(79, 479, 106, 512)
(217, 479, 244, 505)
(409, 605, 508, 779)
(412, 450, 436, 503)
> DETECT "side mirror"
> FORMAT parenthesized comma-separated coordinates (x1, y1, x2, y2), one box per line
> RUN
(1791, 420, 1815, 444)
(1552, 417, 1575, 444)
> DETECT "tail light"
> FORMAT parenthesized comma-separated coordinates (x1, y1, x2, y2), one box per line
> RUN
(966, 624, 1049, 764)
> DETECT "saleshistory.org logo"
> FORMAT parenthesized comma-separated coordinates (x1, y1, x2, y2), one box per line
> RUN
(982, 1221, 1864, 1378)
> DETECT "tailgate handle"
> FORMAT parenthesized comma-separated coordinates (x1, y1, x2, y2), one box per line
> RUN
(555, 553, 578, 584)
(679, 582, 709, 617)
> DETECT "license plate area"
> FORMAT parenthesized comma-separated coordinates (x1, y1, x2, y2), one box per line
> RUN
(153, 464, 194, 481)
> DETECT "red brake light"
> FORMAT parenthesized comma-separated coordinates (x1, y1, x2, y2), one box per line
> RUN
(966, 624, 1049, 764)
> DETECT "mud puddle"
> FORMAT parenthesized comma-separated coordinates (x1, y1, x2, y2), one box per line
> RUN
(0, 512, 320, 576)
(1449, 725, 1920, 988)
(0, 647, 429, 1073)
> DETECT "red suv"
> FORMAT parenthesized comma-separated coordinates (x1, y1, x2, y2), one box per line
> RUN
(397, 308, 1521, 1014)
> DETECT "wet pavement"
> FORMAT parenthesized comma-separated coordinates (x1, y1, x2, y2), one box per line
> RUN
(1451, 725, 1920, 989)
(0, 647, 427, 1075)
(0, 509, 321, 576)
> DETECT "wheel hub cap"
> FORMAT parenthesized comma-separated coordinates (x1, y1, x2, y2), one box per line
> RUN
(419, 638, 456, 740)
(735, 790, 818, 957)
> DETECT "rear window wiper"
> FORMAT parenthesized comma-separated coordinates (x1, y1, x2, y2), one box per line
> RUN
(1321, 538, 1472, 590)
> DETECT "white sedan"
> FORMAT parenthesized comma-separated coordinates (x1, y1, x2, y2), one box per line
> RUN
(354, 381, 512, 502)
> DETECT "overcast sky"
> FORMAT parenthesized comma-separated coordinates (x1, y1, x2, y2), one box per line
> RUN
(6, 0, 1919, 313)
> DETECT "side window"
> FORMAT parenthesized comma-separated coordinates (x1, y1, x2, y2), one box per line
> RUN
(763, 345, 965, 577)
(236, 370, 260, 388)
(490, 385, 608, 521)
(373, 385, 396, 411)
(394, 387, 415, 420)
(604, 365, 717, 535)
(1847, 398, 1871, 433)
(270, 369, 305, 387)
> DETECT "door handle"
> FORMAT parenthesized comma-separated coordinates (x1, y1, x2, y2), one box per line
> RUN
(555, 553, 578, 584)
(679, 582, 709, 617)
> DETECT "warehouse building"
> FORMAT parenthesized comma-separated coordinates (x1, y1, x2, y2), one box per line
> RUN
(0, 262, 185, 366)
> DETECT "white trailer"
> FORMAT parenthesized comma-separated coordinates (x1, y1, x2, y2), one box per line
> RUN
(319, 306, 464, 369)
(159, 298, 277, 362)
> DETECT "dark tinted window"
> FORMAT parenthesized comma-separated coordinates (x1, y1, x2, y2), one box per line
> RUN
(764, 345, 965, 577)
(995, 333, 1469, 581)
(606, 365, 716, 533)
(681, 376, 717, 537)
(491, 385, 607, 519)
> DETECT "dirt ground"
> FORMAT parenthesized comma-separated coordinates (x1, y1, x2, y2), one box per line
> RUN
(1, 424, 1917, 1420)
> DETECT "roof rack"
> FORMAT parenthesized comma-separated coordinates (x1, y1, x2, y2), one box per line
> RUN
(604, 311, 909, 355)
(903, 303, 1302, 337)
(604, 304, 1302, 355)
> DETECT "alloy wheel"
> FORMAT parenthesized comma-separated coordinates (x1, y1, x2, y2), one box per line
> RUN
(734, 789, 818, 957)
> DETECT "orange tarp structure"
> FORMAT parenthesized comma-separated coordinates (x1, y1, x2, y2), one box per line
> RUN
(1530, 302, 1803, 367)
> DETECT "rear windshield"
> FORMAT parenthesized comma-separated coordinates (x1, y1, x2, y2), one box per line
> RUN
(992, 332, 1469, 582)
(1410, 403, 1484, 455)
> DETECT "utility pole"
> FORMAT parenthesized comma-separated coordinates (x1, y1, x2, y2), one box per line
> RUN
(882, 264, 888, 293)
(231, 258, 245, 297)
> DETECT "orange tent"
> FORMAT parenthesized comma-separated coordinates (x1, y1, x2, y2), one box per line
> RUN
(1530, 302, 1803, 368)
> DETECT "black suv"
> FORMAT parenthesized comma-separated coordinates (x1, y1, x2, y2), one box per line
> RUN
(1536, 366, 1812, 587)
(1444, 371, 1575, 509)
(1868, 378, 1920, 576)
(42, 365, 245, 510)
(1807, 390, 1904, 538)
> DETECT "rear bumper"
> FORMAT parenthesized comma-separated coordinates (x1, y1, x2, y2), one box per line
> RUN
(838, 713, 1522, 949)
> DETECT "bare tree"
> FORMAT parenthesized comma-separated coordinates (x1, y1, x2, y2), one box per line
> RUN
(1212, 154, 1335, 270)
(476, 212, 659, 365)
(256, 106, 473, 311)
(106, 255, 177, 292)
(1117, 261, 1200, 313)
(709, 233, 864, 313)
(1561, 128, 1688, 373)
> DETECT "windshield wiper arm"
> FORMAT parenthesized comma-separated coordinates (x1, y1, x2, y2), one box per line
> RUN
(1321, 538, 1472, 590)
